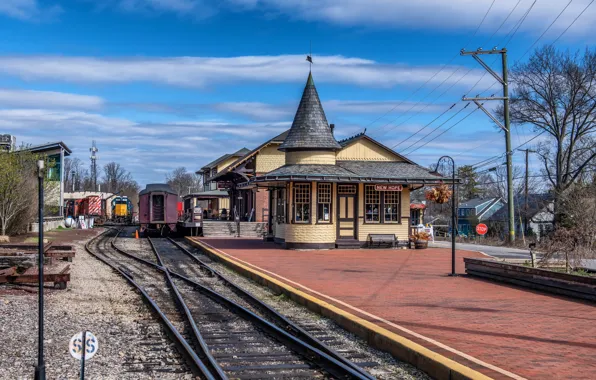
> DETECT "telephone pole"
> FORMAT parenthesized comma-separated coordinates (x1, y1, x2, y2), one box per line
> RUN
(89, 141, 99, 192)
(461, 47, 515, 243)
(520, 149, 535, 235)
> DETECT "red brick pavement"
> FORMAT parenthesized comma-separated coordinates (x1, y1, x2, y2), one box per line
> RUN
(198, 238, 596, 380)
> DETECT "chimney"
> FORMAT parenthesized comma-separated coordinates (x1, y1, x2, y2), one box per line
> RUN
(330, 123, 335, 135)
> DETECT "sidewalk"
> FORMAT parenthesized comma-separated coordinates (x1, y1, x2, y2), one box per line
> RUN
(430, 241, 532, 259)
(193, 238, 596, 380)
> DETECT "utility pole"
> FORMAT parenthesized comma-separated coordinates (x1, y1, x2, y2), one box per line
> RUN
(461, 47, 515, 243)
(89, 141, 98, 192)
(520, 149, 535, 236)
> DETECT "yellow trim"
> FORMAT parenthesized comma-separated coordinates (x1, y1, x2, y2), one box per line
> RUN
(186, 237, 496, 380)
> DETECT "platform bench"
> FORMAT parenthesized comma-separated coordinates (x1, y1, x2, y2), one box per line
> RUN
(367, 234, 397, 248)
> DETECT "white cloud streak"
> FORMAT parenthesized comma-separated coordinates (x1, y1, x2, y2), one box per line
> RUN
(0, 0, 61, 20)
(0, 89, 104, 109)
(225, 0, 596, 37)
(0, 54, 490, 89)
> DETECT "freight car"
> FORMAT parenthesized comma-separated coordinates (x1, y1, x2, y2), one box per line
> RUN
(138, 184, 179, 236)
(111, 196, 133, 223)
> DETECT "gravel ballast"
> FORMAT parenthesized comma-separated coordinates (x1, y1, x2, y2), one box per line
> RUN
(0, 229, 190, 380)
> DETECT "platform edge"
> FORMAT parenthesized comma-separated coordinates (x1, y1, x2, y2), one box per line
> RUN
(185, 237, 493, 380)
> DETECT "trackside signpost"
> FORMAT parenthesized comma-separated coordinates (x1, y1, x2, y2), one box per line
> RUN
(69, 331, 99, 379)
(476, 223, 488, 236)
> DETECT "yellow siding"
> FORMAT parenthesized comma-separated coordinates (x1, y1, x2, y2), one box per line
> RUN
(286, 151, 336, 165)
(357, 184, 410, 241)
(218, 197, 230, 212)
(217, 156, 239, 172)
(256, 144, 285, 173)
(336, 139, 404, 162)
(285, 182, 335, 244)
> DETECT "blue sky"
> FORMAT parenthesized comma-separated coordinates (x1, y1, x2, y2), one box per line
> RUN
(0, 0, 593, 186)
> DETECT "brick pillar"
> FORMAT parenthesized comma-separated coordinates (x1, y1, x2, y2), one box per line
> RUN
(255, 189, 270, 222)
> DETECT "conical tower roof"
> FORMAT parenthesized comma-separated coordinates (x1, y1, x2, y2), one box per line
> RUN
(279, 72, 341, 151)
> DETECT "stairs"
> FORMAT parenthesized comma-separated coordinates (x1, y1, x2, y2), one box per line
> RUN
(202, 221, 267, 238)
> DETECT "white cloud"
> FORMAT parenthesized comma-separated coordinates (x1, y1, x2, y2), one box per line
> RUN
(325, 100, 448, 115)
(212, 102, 293, 121)
(0, 107, 292, 184)
(225, 0, 596, 37)
(0, 0, 61, 20)
(117, 0, 216, 17)
(0, 89, 104, 109)
(0, 54, 490, 89)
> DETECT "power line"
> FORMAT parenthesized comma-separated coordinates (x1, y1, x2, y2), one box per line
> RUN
(477, 169, 596, 186)
(389, 103, 456, 148)
(550, 0, 594, 46)
(518, 0, 574, 61)
(472, 130, 547, 168)
(398, 103, 469, 152)
(363, 0, 498, 130)
(464, 0, 538, 97)
(384, 0, 536, 151)
(406, 105, 481, 155)
(485, 0, 523, 45)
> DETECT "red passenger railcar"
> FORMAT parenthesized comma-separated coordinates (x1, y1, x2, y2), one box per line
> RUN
(138, 184, 179, 236)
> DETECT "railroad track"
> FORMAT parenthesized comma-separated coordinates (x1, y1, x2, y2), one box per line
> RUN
(87, 228, 374, 379)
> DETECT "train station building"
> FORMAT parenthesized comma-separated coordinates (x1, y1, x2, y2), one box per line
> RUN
(205, 72, 445, 248)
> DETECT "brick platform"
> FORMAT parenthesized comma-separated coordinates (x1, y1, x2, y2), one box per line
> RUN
(196, 238, 596, 380)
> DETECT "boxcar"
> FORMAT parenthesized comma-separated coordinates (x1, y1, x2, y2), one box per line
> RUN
(138, 184, 179, 236)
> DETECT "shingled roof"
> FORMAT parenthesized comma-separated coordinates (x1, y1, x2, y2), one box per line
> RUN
(279, 72, 341, 151)
(256, 161, 447, 183)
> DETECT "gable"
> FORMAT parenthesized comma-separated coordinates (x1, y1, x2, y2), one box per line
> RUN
(255, 144, 285, 173)
(217, 156, 239, 172)
(336, 138, 404, 162)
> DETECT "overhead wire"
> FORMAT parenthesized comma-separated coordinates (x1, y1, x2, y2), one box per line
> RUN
(405, 105, 482, 155)
(468, 0, 589, 168)
(387, 0, 535, 152)
(363, 0, 498, 131)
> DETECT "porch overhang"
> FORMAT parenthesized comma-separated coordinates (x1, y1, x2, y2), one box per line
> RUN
(237, 175, 460, 189)
(183, 190, 229, 201)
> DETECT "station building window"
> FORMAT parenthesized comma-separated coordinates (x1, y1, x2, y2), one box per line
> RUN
(365, 185, 380, 223)
(384, 191, 400, 223)
(317, 183, 332, 223)
(365, 185, 401, 224)
(294, 183, 310, 223)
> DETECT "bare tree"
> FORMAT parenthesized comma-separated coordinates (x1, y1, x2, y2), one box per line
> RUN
(166, 167, 202, 196)
(101, 162, 137, 194)
(64, 157, 86, 192)
(540, 180, 596, 271)
(506, 46, 596, 225)
(478, 165, 541, 200)
(0, 150, 54, 236)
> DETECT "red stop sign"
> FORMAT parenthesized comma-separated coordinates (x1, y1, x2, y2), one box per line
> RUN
(476, 223, 488, 235)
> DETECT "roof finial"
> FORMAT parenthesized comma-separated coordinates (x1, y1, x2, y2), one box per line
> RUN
(306, 40, 313, 71)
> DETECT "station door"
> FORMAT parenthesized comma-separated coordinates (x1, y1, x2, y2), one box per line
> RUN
(337, 185, 357, 239)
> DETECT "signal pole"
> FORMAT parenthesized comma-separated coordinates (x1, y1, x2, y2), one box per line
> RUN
(461, 47, 515, 243)
(89, 141, 99, 192)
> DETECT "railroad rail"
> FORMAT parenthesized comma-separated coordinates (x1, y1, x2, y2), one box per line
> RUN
(158, 237, 376, 379)
(85, 229, 211, 378)
(89, 228, 373, 379)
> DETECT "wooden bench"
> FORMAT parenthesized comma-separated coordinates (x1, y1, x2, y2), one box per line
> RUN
(367, 234, 397, 248)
